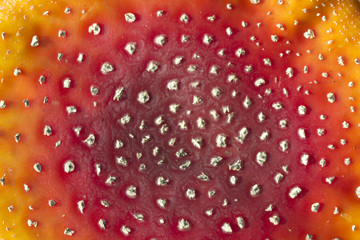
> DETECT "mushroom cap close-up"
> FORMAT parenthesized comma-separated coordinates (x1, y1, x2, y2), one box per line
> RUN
(1, 0, 360, 239)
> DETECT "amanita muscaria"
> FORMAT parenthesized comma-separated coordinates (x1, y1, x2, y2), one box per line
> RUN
(1, 0, 360, 239)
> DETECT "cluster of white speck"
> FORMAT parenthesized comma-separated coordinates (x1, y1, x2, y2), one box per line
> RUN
(10, 2, 358, 238)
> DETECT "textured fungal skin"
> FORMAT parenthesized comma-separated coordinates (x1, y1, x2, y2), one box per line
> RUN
(1, 0, 360, 239)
